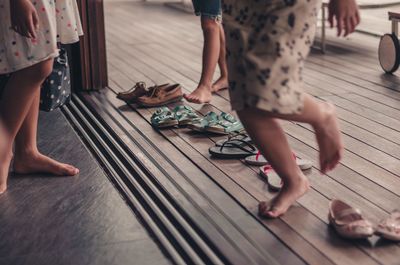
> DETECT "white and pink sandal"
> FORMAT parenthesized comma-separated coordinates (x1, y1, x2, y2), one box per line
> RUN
(329, 199, 375, 239)
(375, 210, 400, 241)
(259, 165, 282, 191)
(249, 151, 312, 170)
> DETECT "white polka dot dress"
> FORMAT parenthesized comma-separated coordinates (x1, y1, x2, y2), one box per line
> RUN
(0, 0, 83, 74)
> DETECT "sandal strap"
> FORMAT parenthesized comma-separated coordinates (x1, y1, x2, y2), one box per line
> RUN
(347, 219, 373, 228)
(336, 208, 362, 220)
(220, 139, 257, 153)
(151, 107, 175, 125)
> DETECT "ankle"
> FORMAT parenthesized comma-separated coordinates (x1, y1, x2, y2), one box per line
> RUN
(218, 74, 228, 80)
(197, 83, 212, 90)
(284, 172, 309, 188)
(14, 147, 39, 159)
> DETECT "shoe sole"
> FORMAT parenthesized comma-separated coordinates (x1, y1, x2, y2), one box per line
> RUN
(138, 96, 183, 108)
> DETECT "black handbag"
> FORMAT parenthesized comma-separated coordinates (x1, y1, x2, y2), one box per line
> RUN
(39, 48, 71, 112)
(0, 48, 71, 111)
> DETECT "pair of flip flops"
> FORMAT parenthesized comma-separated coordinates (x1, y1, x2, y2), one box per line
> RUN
(329, 199, 400, 241)
(151, 105, 200, 128)
(189, 111, 244, 135)
(258, 155, 312, 191)
(209, 134, 257, 159)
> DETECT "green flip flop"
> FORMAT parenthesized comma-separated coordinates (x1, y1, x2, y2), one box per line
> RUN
(187, 111, 219, 132)
(151, 107, 178, 128)
(205, 112, 244, 135)
(172, 105, 201, 126)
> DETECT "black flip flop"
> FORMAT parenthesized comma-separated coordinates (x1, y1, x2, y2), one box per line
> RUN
(215, 133, 252, 147)
(209, 138, 258, 159)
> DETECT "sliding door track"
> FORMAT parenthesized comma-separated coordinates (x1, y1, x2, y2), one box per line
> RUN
(62, 95, 228, 265)
(62, 92, 282, 265)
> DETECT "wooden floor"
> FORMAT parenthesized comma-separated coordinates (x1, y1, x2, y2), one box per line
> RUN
(0, 110, 171, 265)
(104, 2, 400, 265)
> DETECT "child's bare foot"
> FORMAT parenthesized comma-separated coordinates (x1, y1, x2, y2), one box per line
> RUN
(211, 76, 229, 92)
(259, 173, 310, 218)
(183, 84, 212, 104)
(313, 102, 344, 174)
(0, 152, 13, 194)
(14, 151, 79, 176)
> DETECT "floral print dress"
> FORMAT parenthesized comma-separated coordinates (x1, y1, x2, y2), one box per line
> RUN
(0, 0, 83, 74)
(222, 0, 321, 114)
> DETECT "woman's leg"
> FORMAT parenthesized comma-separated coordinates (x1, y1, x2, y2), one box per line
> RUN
(237, 94, 343, 218)
(184, 17, 220, 104)
(13, 87, 79, 176)
(0, 59, 54, 193)
(211, 24, 229, 92)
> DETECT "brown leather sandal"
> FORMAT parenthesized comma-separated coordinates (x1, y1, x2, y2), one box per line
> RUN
(137, 84, 183, 107)
(117, 82, 170, 103)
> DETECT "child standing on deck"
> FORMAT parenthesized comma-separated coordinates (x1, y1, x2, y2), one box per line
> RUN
(0, 0, 82, 193)
(222, 0, 359, 218)
(184, 0, 229, 104)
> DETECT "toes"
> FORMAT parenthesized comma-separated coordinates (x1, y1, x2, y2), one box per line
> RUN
(62, 164, 79, 176)
(320, 151, 342, 174)
(259, 202, 283, 219)
(266, 209, 282, 218)
(258, 201, 272, 217)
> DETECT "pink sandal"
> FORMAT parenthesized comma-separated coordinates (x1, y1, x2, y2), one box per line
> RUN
(375, 210, 400, 241)
(329, 199, 374, 239)
(259, 165, 283, 191)
(248, 151, 312, 170)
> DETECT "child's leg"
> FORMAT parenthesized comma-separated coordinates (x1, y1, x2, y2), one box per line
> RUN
(237, 95, 343, 218)
(13, 88, 79, 176)
(184, 17, 220, 104)
(211, 24, 229, 92)
(0, 58, 71, 193)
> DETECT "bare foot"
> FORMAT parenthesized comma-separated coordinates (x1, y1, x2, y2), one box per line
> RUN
(183, 84, 212, 104)
(211, 76, 229, 93)
(14, 152, 79, 176)
(259, 173, 310, 218)
(313, 103, 344, 174)
(0, 152, 13, 194)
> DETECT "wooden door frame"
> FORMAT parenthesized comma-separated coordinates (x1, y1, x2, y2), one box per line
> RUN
(72, 0, 108, 91)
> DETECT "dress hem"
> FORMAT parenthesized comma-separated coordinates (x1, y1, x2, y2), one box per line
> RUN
(0, 51, 59, 75)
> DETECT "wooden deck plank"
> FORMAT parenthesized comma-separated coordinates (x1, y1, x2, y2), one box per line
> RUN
(104, 1, 400, 264)
(84, 91, 306, 265)
(0, 109, 171, 265)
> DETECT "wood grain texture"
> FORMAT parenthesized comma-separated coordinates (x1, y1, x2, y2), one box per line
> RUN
(0, 110, 171, 265)
(104, 1, 400, 265)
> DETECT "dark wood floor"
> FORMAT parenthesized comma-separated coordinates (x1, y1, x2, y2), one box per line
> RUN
(104, 1, 400, 265)
(0, 110, 171, 265)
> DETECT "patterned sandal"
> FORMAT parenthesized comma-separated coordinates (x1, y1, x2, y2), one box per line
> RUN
(151, 107, 178, 128)
(375, 210, 400, 241)
(172, 105, 201, 126)
(188, 111, 219, 132)
(329, 199, 375, 239)
(205, 112, 244, 135)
